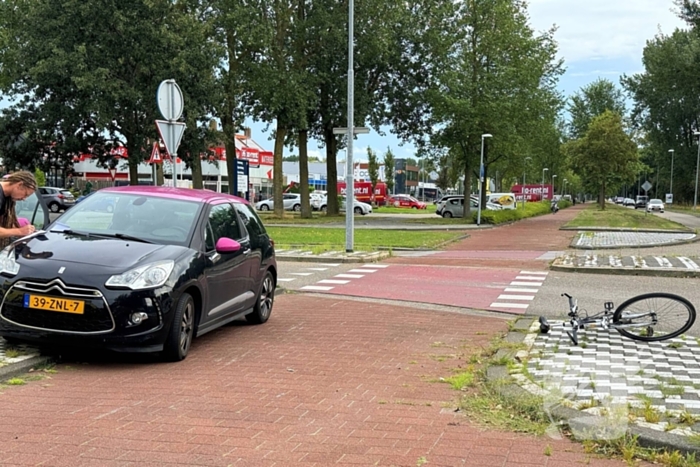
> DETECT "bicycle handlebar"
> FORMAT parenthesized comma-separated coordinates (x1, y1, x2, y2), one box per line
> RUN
(561, 293, 576, 312)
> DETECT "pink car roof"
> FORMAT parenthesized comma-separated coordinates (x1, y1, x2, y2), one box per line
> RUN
(99, 186, 249, 205)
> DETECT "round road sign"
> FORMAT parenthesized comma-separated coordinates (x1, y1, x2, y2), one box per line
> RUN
(156, 80, 184, 121)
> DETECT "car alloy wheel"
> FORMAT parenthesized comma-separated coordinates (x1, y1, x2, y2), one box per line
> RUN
(260, 205, 269, 211)
(246, 271, 275, 324)
(49, 203, 60, 213)
(162, 293, 195, 362)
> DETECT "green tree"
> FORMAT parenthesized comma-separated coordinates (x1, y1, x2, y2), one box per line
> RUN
(367, 147, 379, 205)
(383, 147, 395, 194)
(566, 111, 640, 209)
(568, 78, 626, 140)
(622, 25, 700, 203)
(424, 0, 563, 218)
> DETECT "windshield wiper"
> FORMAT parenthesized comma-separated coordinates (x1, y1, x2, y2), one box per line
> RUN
(94, 232, 153, 244)
(49, 228, 91, 237)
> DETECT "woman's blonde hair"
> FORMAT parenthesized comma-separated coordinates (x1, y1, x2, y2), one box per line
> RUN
(0, 171, 37, 247)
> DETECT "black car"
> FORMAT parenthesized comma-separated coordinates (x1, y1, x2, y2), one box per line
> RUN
(0, 186, 277, 361)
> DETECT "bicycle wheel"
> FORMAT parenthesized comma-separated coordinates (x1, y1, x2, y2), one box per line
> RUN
(613, 292, 696, 342)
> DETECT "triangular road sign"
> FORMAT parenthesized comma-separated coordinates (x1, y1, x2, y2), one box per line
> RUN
(155, 120, 186, 159)
(148, 142, 162, 164)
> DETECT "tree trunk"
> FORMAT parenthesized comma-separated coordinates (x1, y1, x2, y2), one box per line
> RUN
(190, 156, 203, 189)
(463, 155, 471, 219)
(156, 163, 164, 186)
(299, 129, 311, 218)
(324, 129, 338, 215)
(273, 123, 287, 217)
(599, 180, 606, 210)
(127, 140, 139, 186)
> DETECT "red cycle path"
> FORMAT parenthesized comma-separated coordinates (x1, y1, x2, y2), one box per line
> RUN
(319, 265, 531, 313)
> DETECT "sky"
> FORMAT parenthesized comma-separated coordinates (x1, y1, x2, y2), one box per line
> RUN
(245, 0, 688, 164)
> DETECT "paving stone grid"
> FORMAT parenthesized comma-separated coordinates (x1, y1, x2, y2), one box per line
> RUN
(515, 322, 700, 438)
(573, 232, 696, 248)
(555, 254, 700, 270)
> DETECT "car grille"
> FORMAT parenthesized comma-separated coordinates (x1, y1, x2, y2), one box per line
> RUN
(0, 279, 115, 334)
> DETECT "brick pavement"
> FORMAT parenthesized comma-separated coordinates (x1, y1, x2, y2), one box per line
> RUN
(0, 294, 643, 466)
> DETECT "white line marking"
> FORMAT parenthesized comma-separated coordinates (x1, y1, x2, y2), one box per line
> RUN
(679, 257, 700, 270)
(290, 273, 313, 276)
(520, 271, 548, 275)
(305, 268, 329, 271)
(301, 286, 334, 291)
(510, 281, 543, 287)
(318, 263, 341, 267)
(335, 274, 364, 279)
(362, 264, 389, 268)
(490, 303, 530, 309)
(318, 280, 350, 285)
(497, 295, 535, 301)
(348, 269, 377, 273)
(504, 288, 539, 293)
(515, 276, 547, 281)
(277, 278, 296, 282)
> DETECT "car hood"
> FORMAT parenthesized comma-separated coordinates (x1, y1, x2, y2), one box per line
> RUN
(13, 232, 185, 271)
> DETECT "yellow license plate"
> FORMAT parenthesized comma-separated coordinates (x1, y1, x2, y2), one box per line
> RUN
(23, 294, 84, 314)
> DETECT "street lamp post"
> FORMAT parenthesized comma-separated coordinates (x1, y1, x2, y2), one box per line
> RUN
(694, 132, 700, 210)
(476, 133, 493, 226)
(523, 156, 531, 206)
(552, 174, 557, 196)
(563, 179, 568, 196)
(669, 149, 675, 201)
(541, 168, 548, 201)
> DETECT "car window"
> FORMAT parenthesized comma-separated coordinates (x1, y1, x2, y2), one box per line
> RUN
(16, 191, 46, 230)
(205, 203, 244, 251)
(235, 203, 268, 248)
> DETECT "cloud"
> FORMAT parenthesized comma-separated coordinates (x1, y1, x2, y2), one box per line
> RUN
(528, 0, 686, 64)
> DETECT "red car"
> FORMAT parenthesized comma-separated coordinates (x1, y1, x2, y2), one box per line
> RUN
(387, 194, 428, 209)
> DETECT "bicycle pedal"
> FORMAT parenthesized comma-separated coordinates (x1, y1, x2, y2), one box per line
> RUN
(566, 331, 579, 346)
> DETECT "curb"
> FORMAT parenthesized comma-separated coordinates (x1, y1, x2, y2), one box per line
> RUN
(0, 355, 53, 381)
(549, 264, 700, 278)
(569, 234, 699, 250)
(486, 318, 700, 457)
(277, 251, 391, 263)
(560, 226, 694, 233)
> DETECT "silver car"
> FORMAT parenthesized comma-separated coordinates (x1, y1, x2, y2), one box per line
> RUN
(255, 193, 301, 211)
(316, 196, 372, 215)
(440, 196, 501, 218)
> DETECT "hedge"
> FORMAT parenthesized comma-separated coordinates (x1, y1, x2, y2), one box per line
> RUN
(472, 200, 572, 225)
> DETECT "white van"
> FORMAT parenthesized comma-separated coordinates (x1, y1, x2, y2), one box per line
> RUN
(485, 193, 517, 210)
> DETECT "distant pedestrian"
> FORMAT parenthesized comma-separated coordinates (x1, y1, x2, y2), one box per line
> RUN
(0, 171, 38, 248)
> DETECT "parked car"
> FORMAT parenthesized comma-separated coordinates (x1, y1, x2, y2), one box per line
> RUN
(623, 198, 636, 207)
(438, 197, 501, 218)
(255, 193, 301, 211)
(386, 194, 427, 209)
(646, 199, 665, 213)
(435, 195, 464, 216)
(0, 186, 277, 362)
(39, 186, 76, 213)
(316, 196, 372, 215)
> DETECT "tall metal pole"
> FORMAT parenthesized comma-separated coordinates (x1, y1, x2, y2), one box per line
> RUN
(669, 149, 674, 199)
(476, 134, 491, 226)
(345, 0, 355, 252)
(695, 132, 700, 210)
(541, 168, 548, 201)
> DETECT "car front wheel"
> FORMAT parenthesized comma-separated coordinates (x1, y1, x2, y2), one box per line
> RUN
(162, 292, 195, 362)
(246, 271, 275, 324)
(49, 203, 60, 213)
(260, 205, 270, 211)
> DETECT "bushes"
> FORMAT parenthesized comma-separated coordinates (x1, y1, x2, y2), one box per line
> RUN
(472, 200, 569, 224)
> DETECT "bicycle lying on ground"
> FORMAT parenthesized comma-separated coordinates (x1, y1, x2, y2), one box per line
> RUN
(539, 293, 697, 345)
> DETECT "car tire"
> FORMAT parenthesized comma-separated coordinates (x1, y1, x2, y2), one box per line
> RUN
(260, 205, 270, 211)
(354, 207, 362, 214)
(162, 292, 195, 362)
(412, 206, 417, 209)
(293, 204, 301, 212)
(442, 211, 453, 218)
(49, 202, 60, 213)
(321, 206, 327, 213)
(246, 270, 275, 325)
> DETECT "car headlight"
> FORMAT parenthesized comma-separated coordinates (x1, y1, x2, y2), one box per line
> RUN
(105, 260, 175, 290)
(0, 246, 20, 276)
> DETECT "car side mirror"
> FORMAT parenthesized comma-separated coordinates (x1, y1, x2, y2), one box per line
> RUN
(215, 237, 241, 253)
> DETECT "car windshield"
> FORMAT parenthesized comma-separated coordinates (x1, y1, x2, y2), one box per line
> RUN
(52, 192, 202, 246)
(650, 199, 662, 203)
